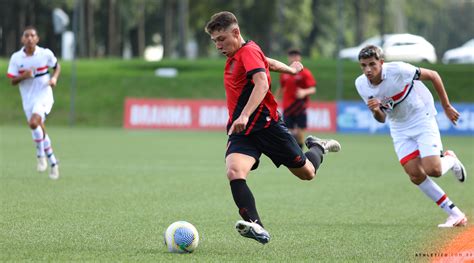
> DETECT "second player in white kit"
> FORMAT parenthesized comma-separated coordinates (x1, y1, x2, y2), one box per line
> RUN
(355, 45, 467, 228)
(7, 26, 61, 180)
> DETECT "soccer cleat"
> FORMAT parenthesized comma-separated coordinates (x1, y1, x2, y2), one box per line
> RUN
(37, 156, 47, 172)
(438, 214, 468, 228)
(235, 220, 270, 244)
(49, 164, 59, 180)
(305, 136, 341, 154)
(444, 150, 467, 182)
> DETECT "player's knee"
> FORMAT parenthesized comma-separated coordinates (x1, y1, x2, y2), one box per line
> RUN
(28, 120, 39, 129)
(300, 171, 315, 181)
(29, 115, 41, 129)
(425, 167, 442, 177)
(226, 167, 247, 181)
(408, 172, 426, 185)
(294, 166, 316, 181)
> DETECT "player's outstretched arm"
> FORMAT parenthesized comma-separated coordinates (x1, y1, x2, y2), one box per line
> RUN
(419, 67, 459, 124)
(296, 87, 316, 99)
(266, 57, 302, 75)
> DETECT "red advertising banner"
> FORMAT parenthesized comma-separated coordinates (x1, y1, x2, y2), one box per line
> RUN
(124, 98, 336, 132)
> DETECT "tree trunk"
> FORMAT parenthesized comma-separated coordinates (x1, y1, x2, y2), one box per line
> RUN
(78, 0, 87, 57)
(86, 0, 96, 57)
(137, 1, 145, 57)
(379, 0, 386, 46)
(353, 0, 367, 44)
(164, 0, 174, 58)
(392, 0, 406, 33)
(107, 0, 118, 56)
(303, 0, 320, 56)
(177, 0, 188, 58)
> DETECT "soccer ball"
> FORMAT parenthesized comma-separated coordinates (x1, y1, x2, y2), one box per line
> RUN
(164, 221, 199, 253)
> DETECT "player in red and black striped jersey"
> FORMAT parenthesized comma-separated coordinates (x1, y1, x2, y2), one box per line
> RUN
(205, 11, 341, 244)
(277, 49, 316, 148)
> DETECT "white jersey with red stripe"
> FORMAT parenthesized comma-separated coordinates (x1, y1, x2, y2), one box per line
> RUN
(355, 61, 437, 132)
(7, 46, 57, 113)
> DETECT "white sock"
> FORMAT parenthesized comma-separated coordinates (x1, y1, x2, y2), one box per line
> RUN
(43, 134, 58, 166)
(440, 155, 456, 175)
(31, 126, 45, 157)
(417, 177, 463, 216)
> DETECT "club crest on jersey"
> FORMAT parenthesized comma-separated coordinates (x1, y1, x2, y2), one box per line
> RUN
(381, 97, 395, 110)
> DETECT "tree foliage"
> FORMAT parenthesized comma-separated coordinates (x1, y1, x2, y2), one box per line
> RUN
(0, 0, 472, 59)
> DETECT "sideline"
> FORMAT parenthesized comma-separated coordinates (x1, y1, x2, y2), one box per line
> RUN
(432, 227, 474, 263)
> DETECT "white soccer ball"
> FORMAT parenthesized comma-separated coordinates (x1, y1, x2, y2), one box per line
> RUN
(164, 221, 199, 253)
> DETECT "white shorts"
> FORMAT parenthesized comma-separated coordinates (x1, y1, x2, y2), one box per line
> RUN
(391, 116, 443, 165)
(24, 99, 54, 122)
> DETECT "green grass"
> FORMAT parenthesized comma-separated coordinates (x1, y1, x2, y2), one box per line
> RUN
(1, 126, 473, 261)
(1, 58, 473, 126)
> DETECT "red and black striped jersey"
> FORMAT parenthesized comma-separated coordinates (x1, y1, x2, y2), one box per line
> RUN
(224, 41, 279, 135)
(279, 68, 316, 116)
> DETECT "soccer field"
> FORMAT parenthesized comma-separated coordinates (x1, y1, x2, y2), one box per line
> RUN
(1, 126, 473, 262)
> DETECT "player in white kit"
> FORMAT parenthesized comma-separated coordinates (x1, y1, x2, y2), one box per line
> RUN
(7, 26, 61, 180)
(355, 45, 467, 227)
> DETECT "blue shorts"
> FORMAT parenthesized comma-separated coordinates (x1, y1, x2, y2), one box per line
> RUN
(225, 119, 307, 170)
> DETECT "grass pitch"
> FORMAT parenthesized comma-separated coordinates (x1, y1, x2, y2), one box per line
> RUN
(0, 126, 473, 262)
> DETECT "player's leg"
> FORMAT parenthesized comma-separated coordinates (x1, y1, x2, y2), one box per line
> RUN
(292, 127, 304, 149)
(403, 158, 463, 222)
(421, 155, 443, 177)
(284, 114, 303, 148)
(258, 120, 339, 180)
(42, 126, 59, 179)
(31, 101, 59, 179)
(289, 136, 341, 179)
(415, 129, 466, 227)
(442, 150, 467, 182)
(294, 113, 307, 149)
(227, 154, 270, 244)
(398, 133, 467, 227)
(288, 127, 302, 149)
(403, 158, 466, 227)
(226, 137, 270, 244)
(28, 113, 47, 172)
(226, 153, 262, 224)
(420, 118, 466, 182)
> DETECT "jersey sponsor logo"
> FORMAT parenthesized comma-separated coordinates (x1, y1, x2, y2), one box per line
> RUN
(381, 97, 395, 110)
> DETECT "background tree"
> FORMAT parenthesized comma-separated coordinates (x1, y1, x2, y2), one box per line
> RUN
(0, 0, 472, 59)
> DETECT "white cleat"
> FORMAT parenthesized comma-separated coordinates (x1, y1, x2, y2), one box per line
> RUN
(438, 214, 468, 228)
(235, 220, 270, 244)
(444, 150, 467, 183)
(49, 164, 59, 180)
(37, 156, 47, 172)
(305, 136, 341, 154)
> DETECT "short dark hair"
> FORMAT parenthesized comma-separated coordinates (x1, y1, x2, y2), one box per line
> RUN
(287, 48, 301, 56)
(205, 11, 238, 34)
(23, 26, 38, 36)
(358, 45, 383, 60)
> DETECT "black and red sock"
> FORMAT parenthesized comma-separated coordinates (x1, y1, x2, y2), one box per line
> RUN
(230, 179, 263, 227)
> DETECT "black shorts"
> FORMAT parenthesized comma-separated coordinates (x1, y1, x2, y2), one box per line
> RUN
(225, 119, 307, 170)
(283, 113, 307, 129)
